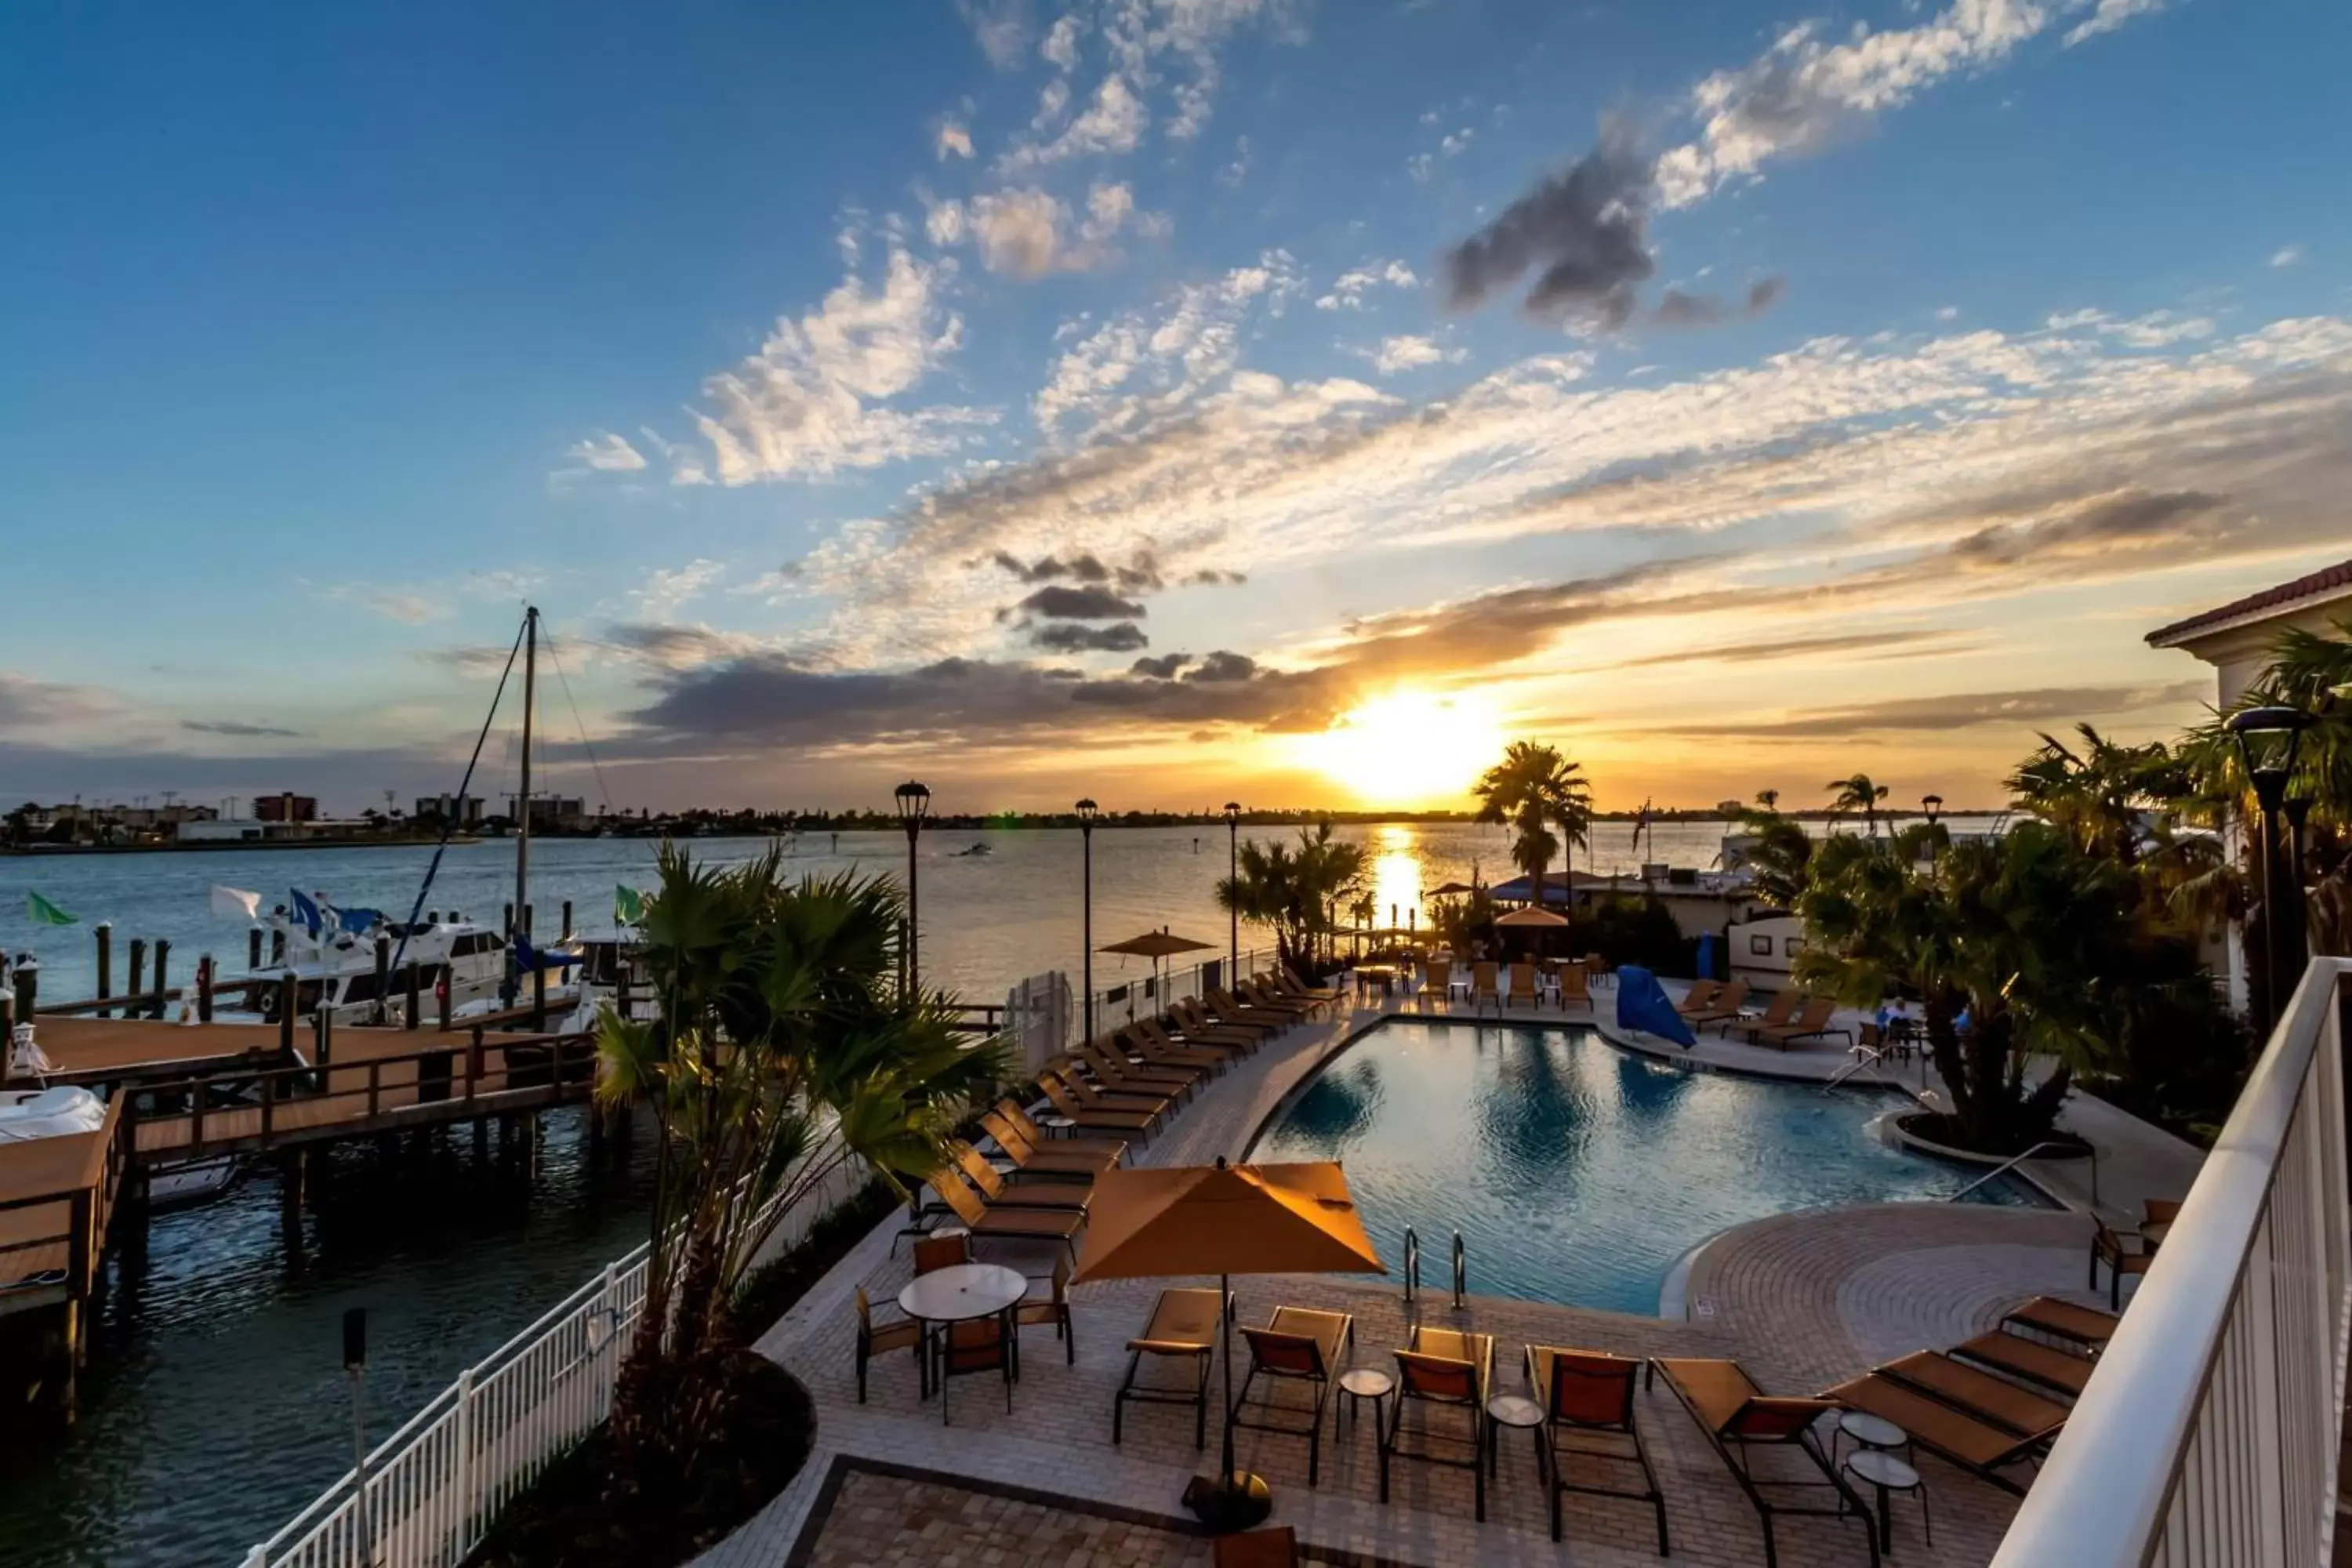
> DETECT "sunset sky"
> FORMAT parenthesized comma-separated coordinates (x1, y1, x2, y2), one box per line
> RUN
(4, 0, 2348, 815)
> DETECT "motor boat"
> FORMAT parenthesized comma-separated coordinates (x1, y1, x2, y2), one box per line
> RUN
(0, 1085, 107, 1142)
(228, 907, 517, 1025)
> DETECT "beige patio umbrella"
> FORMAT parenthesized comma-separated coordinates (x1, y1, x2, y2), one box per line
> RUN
(1071, 1158, 1384, 1531)
(1495, 904, 1570, 965)
(1100, 928, 1215, 1014)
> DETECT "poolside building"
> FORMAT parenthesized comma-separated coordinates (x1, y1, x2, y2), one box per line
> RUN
(2146, 554, 2352, 706)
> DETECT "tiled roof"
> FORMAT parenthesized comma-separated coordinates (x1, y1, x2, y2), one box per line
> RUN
(2147, 557, 2352, 646)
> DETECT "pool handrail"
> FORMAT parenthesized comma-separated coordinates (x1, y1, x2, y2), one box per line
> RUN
(1402, 1225, 1421, 1305)
(1947, 1138, 2096, 1208)
(1450, 1230, 1467, 1310)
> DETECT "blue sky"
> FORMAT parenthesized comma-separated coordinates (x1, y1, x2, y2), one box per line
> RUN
(3, 0, 2348, 814)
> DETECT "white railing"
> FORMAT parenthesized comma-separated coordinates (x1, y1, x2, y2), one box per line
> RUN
(242, 1156, 870, 1568)
(1994, 957, 2350, 1568)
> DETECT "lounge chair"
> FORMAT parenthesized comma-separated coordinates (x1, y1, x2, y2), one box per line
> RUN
(1418, 967, 1451, 1012)
(1683, 981, 1751, 1030)
(1116, 1024, 1229, 1076)
(1073, 1037, 1200, 1103)
(929, 1165, 1088, 1258)
(1237, 979, 1317, 1020)
(1876, 1350, 2073, 1435)
(1506, 964, 1538, 1010)
(1214, 1526, 1298, 1567)
(948, 1140, 1089, 1211)
(1037, 1068, 1163, 1134)
(1380, 1325, 1494, 1520)
(1951, 1330, 2095, 1396)
(1675, 979, 1725, 1018)
(1198, 992, 1285, 1040)
(1728, 989, 1801, 1043)
(1526, 1346, 1666, 1552)
(1470, 961, 1500, 1016)
(1647, 1357, 1878, 1568)
(1014, 1254, 1075, 1366)
(2089, 1221, 2153, 1308)
(1049, 1054, 1179, 1118)
(990, 1098, 1127, 1164)
(2001, 1296, 2119, 1353)
(854, 1284, 925, 1403)
(1114, 1286, 1230, 1449)
(1755, 996, 1844, 1051)
(1279, 962, 1343, 1007)
(1232, 1305, 1354, 1486)
(1820, 1366, 2058, 1495)
(979, 1107, 1120, 1178)
(1162, 1004, 1264, 1051)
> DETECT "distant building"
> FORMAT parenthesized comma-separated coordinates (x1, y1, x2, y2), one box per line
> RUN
(254, 793, 319, 824)
(415, 793, 486, 826)
(506, 794, 586, 829)
(178, 818, 268, 843)
(2147, 555, 2352, 707)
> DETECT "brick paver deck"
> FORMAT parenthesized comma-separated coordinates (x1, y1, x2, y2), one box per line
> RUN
(700, 985, 2191, 1567)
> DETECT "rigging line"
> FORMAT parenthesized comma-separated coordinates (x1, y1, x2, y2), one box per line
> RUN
(539, 629, 614, 813)
(386, 615, 528, 982)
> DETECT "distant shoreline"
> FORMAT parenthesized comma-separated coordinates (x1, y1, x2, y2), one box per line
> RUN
(2, 835, 483, 857)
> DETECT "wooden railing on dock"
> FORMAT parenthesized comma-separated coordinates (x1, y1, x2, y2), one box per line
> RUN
(0, 1095, 130, 1319)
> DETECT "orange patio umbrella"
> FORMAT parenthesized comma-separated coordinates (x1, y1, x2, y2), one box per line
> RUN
(1073, 1157, 1383, 1530)
(1099, 928, 1216, 1014)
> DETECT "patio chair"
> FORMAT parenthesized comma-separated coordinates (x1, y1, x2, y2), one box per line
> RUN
(1180, 995, 1277, 1044)
(1074, 1036, 1200, 1102)
(1674, 979, 1725, 1018)
(1048, 1054, 1178, 1119)
(2000, 1296, 2119, 1353)
(1014, 1253, 1075, 1366)
(1419, 966, 1451, 1012)
(948, 1139, 1090, 1211)
(1506, 964, 1538, 1011)
(1114, 1286, 1229, 1449)
(1116, 1023, 1229, 1076)
(911, 1231, 972, 1276)
(1380, 1325, 1494, 1520)
(929, 1165, 1088, 1258)
(1754, 996, 1843, 1051)
(2089, 1220, 2153, 1308)
(1526, 1346, 1667, 1552)
(1470, 962, 1501, 1017)
(1279, 962, 1343, 1007)
(1682, 980, 1751, 1030)
(933, 1315, 1014, 1424)
(1555, 964, 1592, 1011)
(1036, 1069, 1161, 1135)
(1729, 990, 1802, 1044)
(1163, 1004, 1265, 1051)
(2144, 1196, 2181, 1226)
(1239, 978, 1317, 1018)
(993, 1097, 1131, 1160)
(1951, 1330, 2096, 1396)
(1820, 1365, 2060, 1496)
(1213, 1526, 1299, 1568)
(854, 1284, 925, 1403)
(979, 1107, 1121, 1178)
(1232, 1305, 1354, 1486)
(1646, 1357, 1877, 1568)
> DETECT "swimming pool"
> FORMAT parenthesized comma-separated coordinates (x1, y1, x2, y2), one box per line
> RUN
(1250, 1018, 2046, 1316)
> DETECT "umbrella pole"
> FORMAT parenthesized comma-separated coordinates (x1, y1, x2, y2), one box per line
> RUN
(1186, 1270, 1272, 1532)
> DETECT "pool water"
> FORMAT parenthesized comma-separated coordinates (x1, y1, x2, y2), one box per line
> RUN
(1251, 1020, 2045, 1316)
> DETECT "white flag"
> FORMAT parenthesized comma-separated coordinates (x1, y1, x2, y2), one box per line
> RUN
(211, 885, 262, 920)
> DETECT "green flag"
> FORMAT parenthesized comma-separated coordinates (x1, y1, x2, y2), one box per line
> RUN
(615, 884, 645, 925)
(27, 890, 77, 927)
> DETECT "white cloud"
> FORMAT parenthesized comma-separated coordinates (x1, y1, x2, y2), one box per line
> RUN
(959, 0, 1031, 68)
(567, 431, 647, 472)
(1032, 249, 1307, 432)
(998, 72, 1148, 171)
(970, 188, 1069, 277)
(1656, 0, 2161, 208)
(2043, 307, 2216, 347)
(952, 182, 1160, 278)
(1405, 151, 1435, 183)
(936, 121, 975, 161)
(638, 426, 712, 486)
(1353, 334, 1467, 376)
(686, 248, 987, 485)
(1936, 306, 1961, 321)
(633, 558, 728, 619)
(2065, 0, 2161, 45)
(1440, 127, 1474, 157)
(1041, 12, 1082, 70)
(2271, 245, 2305, 269)
(328, 584, 452, 624)
(1315, 260, 1420, 311)
(1218, 134, 1251, 188)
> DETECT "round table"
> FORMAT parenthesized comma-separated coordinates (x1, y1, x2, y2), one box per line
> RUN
(1838, 1409, 1910, 1463)
(1844, 1448, 1931, 1553)
(1032, 1113, 1076, 1137)
(1485, 1393, 1546, 1479)
(898, 1261, 1029, 1324)
(1338, 1367, 1394, 1432)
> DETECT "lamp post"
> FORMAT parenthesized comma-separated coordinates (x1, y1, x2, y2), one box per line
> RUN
(1076, 798, 1099, 1043)
(1223, 802, 1240, 980)
(1922, 793, 1943, 826)
(2227, 706, 2311, 1034)
(895, 779, 930, 1000)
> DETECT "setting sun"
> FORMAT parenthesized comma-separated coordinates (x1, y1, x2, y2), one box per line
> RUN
(1296, 690, 1503, 806)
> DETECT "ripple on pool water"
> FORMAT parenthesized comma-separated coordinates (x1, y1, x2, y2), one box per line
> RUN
(1252, 1019, 2042, 1315)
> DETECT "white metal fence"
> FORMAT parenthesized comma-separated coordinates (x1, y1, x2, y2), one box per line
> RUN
(1086, 946, 1271, 1036)
(1993, 957, 2350, 1568)
(242, 1156, 870, 1568)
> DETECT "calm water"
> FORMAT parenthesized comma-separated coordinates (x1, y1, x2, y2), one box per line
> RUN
(0, 816, 1998, 1563)
(1254, 1018, 2041, 1315)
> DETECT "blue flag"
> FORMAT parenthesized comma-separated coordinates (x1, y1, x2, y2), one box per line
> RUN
(337, 907, 386, 935)
(289, 887, 322, 938)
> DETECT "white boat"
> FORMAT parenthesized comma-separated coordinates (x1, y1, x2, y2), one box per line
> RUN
(554, 924, 653, 1024)
(0, 1086, 106, 1142)
(146, 1154, 240, 1207)
(229, 909, 516, 1026)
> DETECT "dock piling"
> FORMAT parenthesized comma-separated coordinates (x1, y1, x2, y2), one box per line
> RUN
(270, 928, 285, 964)
(196, 955, 214, 1023)
(560, 899, 572, 940)
(372, 936, 390, 1025)
(403, 962, 420, 1029)
(126, 939, 147, 1014)
(249, 924, 263, 971)
(150, 941, 169, 1020)
(94, 924, 112, 1018)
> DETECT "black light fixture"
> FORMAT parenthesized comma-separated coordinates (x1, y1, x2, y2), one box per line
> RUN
(1922, 793, 1944, 826)
(1223, 802, 1241, 978)
(895, 780, 930, 998)
(1076, 798, 1100, 1043)
(2227, 705, 2312, 1033)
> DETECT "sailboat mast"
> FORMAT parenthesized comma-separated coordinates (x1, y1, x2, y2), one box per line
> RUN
(516, 605, 537, 950)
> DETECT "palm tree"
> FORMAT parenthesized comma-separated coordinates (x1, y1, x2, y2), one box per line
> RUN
(597, 844, 1006, 1503)
(1735, 808, 1814, 907)
(1755, 788, 1780, 812)
(1215, 822, 1369, 975)
(1826, 772, 1891, 837)
(2006, 723, 2189, 866)
(1475, 741, 1592, 906)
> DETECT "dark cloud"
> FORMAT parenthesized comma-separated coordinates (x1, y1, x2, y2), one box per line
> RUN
(417, 644, 518, 677)
(989, 548, 1162, 593)
(1946, 490, 2231, 568)
(1018, 584, 1148, 620)
(596, 622, 768, 670)
(1029, 620, 1149, 653)
(1441, 122, 1657, 327)
(1651, 682, 2210, 740)
(1653, 289, 1726, 327)
(1186, 651, 1258, 683)
(1183, 568, 1249, 586)
(0, 673, 111, 731)
(1745, 277, 1786, 314)
(181, 719, 306, 739)
(1601, 629, 1968, 670)
(1129, 652, 1193, 678)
